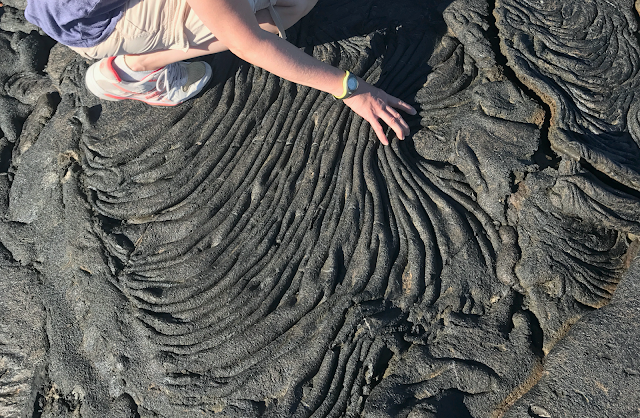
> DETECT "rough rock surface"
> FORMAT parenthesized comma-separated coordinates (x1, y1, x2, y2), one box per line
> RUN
(0, 0, 638, 417)
(503, 256, 640, 418)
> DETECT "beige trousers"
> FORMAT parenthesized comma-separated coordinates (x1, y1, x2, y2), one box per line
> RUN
(72, 0, 286, 59)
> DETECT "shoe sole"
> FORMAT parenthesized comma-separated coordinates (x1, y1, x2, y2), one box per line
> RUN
(85, 61, 213, 107)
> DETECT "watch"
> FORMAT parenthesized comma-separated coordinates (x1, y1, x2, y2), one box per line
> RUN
(334, 71, 359, 100)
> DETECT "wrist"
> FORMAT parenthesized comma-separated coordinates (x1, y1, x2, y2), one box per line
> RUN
(333, 70, 359, 99)
(329, 69, 347, 97)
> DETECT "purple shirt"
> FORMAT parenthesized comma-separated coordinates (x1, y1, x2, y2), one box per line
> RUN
(25, 0, 127, 48)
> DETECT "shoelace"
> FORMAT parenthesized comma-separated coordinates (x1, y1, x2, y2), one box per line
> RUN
(150, 63, 187, 101)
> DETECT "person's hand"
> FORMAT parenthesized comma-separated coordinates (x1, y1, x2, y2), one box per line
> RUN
(343, 79, 417, 145)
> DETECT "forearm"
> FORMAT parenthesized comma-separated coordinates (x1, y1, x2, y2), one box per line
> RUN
(232, 31, 346, 97)
(234, 31, 416, 146)
(186, 0, 346, 97)
(186, 0, 415, 145)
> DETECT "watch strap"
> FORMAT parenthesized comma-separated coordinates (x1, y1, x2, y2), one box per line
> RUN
(334, 71, 352, 100)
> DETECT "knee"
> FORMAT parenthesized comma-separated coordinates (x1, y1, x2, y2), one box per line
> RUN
(289, 0, 317, 18)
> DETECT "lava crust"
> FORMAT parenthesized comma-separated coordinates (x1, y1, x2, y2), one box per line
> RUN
(1, 0, 639, 417)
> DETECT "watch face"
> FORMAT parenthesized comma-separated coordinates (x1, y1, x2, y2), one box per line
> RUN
(347, 76, 358, 92)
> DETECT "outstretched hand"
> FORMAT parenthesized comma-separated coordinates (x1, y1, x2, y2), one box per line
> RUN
(182, 0, 416, 144)
(343, 79, 417, 145)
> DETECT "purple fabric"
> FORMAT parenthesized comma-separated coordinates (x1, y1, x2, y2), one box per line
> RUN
(25, 0, 127, 48)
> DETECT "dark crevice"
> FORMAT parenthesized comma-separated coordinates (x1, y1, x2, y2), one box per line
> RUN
(167, 370, 204, 379)
(0, 241, 15, 263)
(32, 34, 57, 75)
(580, 158, 640, 200)
(0, 138, 13, 173)
(363, 345, 394, 403)
(31, 392, 44, 418)
(522, 308, 545, 359)
(484, 0, 559, 171)
(256, 400, 267, 415)
(140, 309, 185, 324)
(96, 214, 123, 233)
(433, 389, 474, 418)
(30, 383, 82, 416)
(107, 255, 126, 277)
(501, 291, 522, 336)
(94, 213, 133, 277)
(144, 287, 165, 298)
(531, 113, 558, 170)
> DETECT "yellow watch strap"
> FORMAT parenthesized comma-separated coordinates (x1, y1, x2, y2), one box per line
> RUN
(334, 71, 351, 100)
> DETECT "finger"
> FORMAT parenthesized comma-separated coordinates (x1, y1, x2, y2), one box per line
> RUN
(389, 95, 417, 115)
(369, 118, 389, 145)
(379, 108, 408, 140)
(385, 106, 410, 137)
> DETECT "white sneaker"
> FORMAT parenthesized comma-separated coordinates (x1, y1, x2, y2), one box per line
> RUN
(85, 56, 212, 106)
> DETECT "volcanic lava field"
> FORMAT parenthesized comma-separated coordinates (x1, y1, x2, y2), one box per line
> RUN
(1, 0, 639, 416)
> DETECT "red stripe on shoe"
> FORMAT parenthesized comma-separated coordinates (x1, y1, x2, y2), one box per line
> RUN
(102, 57, 122, 83)
(104, 92, 127, 100)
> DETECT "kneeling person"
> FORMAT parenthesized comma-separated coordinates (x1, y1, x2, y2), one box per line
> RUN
(25, 0, 416, 144)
